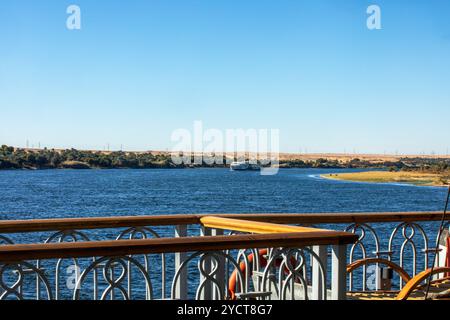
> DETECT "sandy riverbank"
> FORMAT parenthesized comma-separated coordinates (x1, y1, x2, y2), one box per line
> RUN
(321, 171, 446, 186)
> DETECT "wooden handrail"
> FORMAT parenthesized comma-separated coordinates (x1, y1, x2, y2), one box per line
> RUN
(200, 216, 329, 234)
(346, 258, 411, 284)
(396, 267, 450, 300)
(0, 215, 200, 233)
(215, 212, 446, 224)
(0, 231, 358, 263)
(0, 212, 445, 234)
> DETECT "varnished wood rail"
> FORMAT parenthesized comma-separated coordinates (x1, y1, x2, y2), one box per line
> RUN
(0, 231, 358, 263)
(0, 211, 446, 234)
(200, 216, 330, 234)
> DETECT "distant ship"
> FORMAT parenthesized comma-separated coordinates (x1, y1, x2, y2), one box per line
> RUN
(230, 161, 261, 171)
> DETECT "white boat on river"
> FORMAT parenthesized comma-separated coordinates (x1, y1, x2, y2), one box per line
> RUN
(230, 161, 261, 171)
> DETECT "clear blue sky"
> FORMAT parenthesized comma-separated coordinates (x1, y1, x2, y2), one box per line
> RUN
(1, 0, 449, 154)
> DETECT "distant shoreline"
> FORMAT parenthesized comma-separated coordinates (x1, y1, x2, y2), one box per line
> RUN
(1, 145, 450, 172)
(18, 147, 450, 161)
(320, 171, 448, 187)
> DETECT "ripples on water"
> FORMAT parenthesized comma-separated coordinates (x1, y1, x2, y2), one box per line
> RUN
(0, 168, 445, 220)
(0, 168, 447, 298)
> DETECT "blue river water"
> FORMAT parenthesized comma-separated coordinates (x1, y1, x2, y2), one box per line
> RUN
(0, 168, 447, 299)
(0, 168, 446, 220)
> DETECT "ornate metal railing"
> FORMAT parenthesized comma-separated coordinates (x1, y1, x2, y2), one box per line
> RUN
(0, 224, 356, 300)
(0, 211, 448, 299)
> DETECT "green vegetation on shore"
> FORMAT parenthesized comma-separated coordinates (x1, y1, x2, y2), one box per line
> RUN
(0, 145, 181, 169)
(0, 145, 402, 170)
(1, 145, 450, 175)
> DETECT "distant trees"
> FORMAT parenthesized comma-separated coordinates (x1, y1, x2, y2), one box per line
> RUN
(0, 146, 184, 170)
(1, 145, 450, 174)
(1, 145, 14, 153)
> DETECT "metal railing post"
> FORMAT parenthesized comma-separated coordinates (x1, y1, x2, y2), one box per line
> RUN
(331, 244, 347, 300)
(174, 225, 188, 299)
(312, 245, 328, 300)
(200, 226, 213, 300)
(211, 228, 225, 300)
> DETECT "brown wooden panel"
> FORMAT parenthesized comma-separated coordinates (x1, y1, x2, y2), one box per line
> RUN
(215, 212, 446, 224)
(0, 212, 445, 234)
(0, 231, 358, 262)
(200, 216, 329, 233)
(0, 214, 200, 233)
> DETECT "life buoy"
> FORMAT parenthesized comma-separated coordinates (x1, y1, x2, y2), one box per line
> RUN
(228, 249, 298, 299)
(228, 249, 267, 299)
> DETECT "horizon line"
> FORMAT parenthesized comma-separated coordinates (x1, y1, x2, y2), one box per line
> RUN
(5, 146, 450, 159)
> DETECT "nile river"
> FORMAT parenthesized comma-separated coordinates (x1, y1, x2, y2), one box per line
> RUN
(0, 168, 446, 221)
(0, 168, 446, 298)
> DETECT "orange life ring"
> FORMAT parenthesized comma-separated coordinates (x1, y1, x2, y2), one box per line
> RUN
(228, 249, 267, 299)
(228, 249, 298, 299)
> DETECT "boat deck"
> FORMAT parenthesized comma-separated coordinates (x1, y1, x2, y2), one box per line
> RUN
(348, 279, 450, 300)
